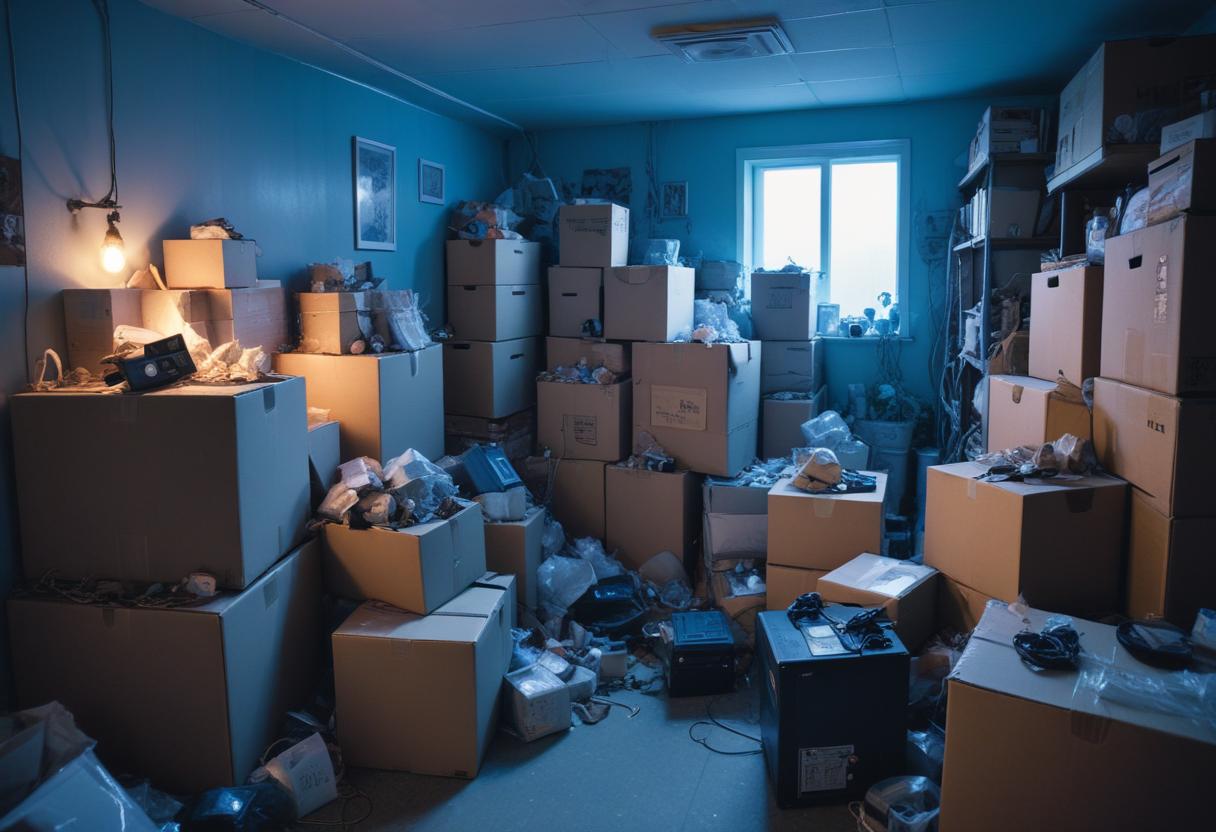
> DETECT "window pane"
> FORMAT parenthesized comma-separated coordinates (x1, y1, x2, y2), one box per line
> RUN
(830, 161, 898, 323)
(760, 166, 821, 272)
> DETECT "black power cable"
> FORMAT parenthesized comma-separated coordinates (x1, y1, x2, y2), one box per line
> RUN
(4, 0, 31, 382)
(1013, 624, 1081, 671)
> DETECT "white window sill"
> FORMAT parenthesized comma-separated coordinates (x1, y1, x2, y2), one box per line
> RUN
(817, 335, 914, 343)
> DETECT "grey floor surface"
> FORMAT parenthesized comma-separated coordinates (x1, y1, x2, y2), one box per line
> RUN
(326, 678, 857, 832)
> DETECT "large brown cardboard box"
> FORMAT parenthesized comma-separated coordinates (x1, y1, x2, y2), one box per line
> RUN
(632, 341, 761, 477)
(1148, 138, 1216, 225)
(603, 266, 694, 342)
(1101, 214, 1216, 395)
(484, 508, 544, 609)
(321, 502, 486, 614)
(1127, 487, 1216, 627)
(986, 375, 1090, 453)
(446, 283, 543, 342)
(766, 564, 827, 611)
(333, 575, 515, 778)
(766, 474, 886, 571)
(750, 272, 816, 340)
(1091, 376, 1216, 517)
(762, 389, 825, 459)
(546, 336, 629, 375)
(62, 288, 142, 375)
(445, 239, 539, 285)
(297, 291, 372, 355)
(924, 462, 1126, 616)
(142, 287, 288, 353)
(760, 339, 824, 394)
(163, 239, 257, 288)
(702, 478, 770, 562)
(936, 576, 997, 634)
(536, 380, 631, 461)
(445, 409, 536, 461)
(559, 203, 629, 268)
(8, 541, 321, 794)
(444, 337, 540, 419)
(12, 378, 308, 588)
(818, 554, 939, 652)
(514, 456, 606, 540)
(709, 569, 766, 632)
(1028, 265, 1102, 386)
(940, 603, 1216, 832)
(1054, 36, 1216, 183)
(549, 267, 602, 337)
(275, 345, 445, 462)
(605, 466, 701, 571)
(307, 420, 340, 489)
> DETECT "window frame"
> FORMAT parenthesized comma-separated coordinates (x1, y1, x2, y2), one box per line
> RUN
(736, 139, 911, 338)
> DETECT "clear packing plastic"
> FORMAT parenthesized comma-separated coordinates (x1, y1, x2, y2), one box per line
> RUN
(643, 238, 681, 266)
(569, 537, 625, 580)
(1076, 655, 1216, 732)
(537, 555, 597, 619)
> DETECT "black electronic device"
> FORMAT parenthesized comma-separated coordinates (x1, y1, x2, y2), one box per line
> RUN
(662, 610, 735, 697)
(460, 444, 523, 494)
(569, 575, 647, 638)
(104, 334, 196, 391)
(756, 606, 909, 808)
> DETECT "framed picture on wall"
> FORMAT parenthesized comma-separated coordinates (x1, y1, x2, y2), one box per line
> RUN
(353, 136, 396, 251)
(661, 180, 688, 218)
(419, 159, 445, 205)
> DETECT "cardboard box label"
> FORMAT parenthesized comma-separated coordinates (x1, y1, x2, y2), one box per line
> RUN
(566, 216, 614, 239)
(651, 385, 707, 431)
(570, 414, 598, 446)
(765, 288, 795, 310)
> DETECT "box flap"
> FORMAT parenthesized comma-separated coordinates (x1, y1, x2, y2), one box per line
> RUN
(819, 553, 936, 599)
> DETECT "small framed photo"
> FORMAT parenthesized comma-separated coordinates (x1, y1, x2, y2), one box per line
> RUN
(419, 159, 445, 205)
(353, 136, 396, 251)
(661, 180, 688, 218)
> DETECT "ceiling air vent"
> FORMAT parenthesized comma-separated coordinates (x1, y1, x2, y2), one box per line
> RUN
(652, 18, 794, 63)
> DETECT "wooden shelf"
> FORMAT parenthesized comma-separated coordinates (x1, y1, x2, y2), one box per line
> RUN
(1046, 143, 1158, 194)
(953, 235, 1056, 252)
(958, 152, 1055, 190)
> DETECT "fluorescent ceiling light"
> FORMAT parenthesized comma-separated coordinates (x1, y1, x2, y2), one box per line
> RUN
(652, 18, 794, 63)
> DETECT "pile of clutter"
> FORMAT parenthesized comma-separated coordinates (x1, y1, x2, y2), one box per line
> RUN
(972, 432, 1098, 482)
(316, 451, 462, 529)
(299, 259, 433, 355)
(674, 298, 745, 344)
(536, 358, 617, 385)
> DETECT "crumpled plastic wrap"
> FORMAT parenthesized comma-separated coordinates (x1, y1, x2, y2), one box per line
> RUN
(861, 776, 940, 832)
(537, 358, 617, 385)
(643, 238, 680, 266)
(371, 289, 433, 352)
(450, 200, 524, 240)
(542, 513, 566, 558)
(190, 217, 246, 240)
(974, 433, 1098, 478)
(537, 555, 597, 619)
(181, 324, 269, 384)
(1077, 655, 1216, 732)
(792, 447, 842, 492)
(800, 410, 852, 450)
(569, 537, 624, 580)
(675, 299, 744, 344)
(383, 449, 459, 520)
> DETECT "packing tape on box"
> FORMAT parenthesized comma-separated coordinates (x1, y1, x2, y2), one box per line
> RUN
(967, 479, 978, 501)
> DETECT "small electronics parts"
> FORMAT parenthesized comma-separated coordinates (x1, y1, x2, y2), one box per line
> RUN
(105, 334, 196, 391)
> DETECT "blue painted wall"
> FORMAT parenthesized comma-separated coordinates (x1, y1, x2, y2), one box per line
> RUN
(0, 0, 504, 701)
(509, 96, 1047, 412)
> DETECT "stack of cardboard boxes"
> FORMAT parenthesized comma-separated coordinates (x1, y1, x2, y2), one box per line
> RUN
(1090, 138, 1216, 628)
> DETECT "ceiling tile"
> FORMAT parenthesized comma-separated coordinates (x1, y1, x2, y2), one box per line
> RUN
(791, 46, 898, 82)
(806, 74, 904, 104)
(418, 54, 689, 101)
(140, 0, 250, 18)
(727, 0, 885, 18)
(582, 0, 740, 58)
(783, 9, 892, 53)
(264, 0, 578, 39)
(673, 54, 805, 92)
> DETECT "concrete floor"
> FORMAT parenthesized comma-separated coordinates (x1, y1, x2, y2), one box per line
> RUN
(324, 676, 857, 832)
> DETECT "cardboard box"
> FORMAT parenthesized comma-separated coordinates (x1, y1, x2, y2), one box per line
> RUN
(940, 603, 1216, 832)
(549, 267, 602, 337)
(697, 260, 744, 291)
(762, 389, 825, 459)
(702, 478, 770, 562)
(751, 271, 816, 340)
(817, 553, 938, 651)
(445, 409, 535, 461)
(297, 291, 372, 355)
(445, 239, 540, 285)
(484, 508, 544, 609)
(765, 564, 827, 611)
(709, 569, 766, 622)
(760, 339, 824, 395)
(443, 338, 540, 419)
(1100, 214, 1216, 395)
(559, 203, 629, 268)
(986, 375, 1090, 453)
(603, 266, 694, 342)
(62, 288, 142, 374)
(936, 576, 997, 635)
(163, 239, 257, 289)
(1148, 138, 1216, 225)
(968, 106, 1041, 170)
(447, 283, 543, 342)
(333, 576, 514, 778)
(924, 462, 1126, 616)
(1054, 36, 1216, 182)
(605, 466, 701, 571)
(321, 502, 486, 614)
(12, 378, 308, 588)
(632, 341, 761, 477)
(308, 419, 340, 488)
(536, 380, 631, 461)
(8, 542, 321, 794)
(767, 474, 886, 571)
(1161, 109, 1216, 153)
(275, 345, 445, 462)
(142, 287, 288, 352)
(514, 456, 606, 540)
(1091, 376, 1216, 517)
(1127, 487, 1216, 627)
(546, 336, 629, 375)
(1028, 265, 1102, 386)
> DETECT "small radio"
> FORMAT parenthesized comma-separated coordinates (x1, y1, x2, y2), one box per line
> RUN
(105, 333, 196, 391)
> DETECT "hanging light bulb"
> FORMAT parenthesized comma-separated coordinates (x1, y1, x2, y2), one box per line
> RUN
(100, 211, 125, 274)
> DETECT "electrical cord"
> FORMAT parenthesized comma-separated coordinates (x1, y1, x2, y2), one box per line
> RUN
(1013, 624, 1081, 671)
(4, 0, 30, 383)
(687, 697, 762, 757)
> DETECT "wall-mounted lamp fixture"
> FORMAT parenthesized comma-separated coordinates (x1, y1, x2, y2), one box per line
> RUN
(65, 0, 125, 275)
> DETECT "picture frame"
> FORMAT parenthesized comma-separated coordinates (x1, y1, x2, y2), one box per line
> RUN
(419, 158, 445, 205)
(353, 136, 396, 251)
(661, 180, 688, 218)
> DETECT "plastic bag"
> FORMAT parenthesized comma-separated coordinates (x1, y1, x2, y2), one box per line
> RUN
(537, 555, 597, 618)
(569, 537, 624, 580)
(542, 513, 565, 558)
(799, 410, 852, 450)
(450, 200, 523, 240)
(906, 727, 946, 784)
(643, 238, 680, 266)
(339, 457, 383, 492)
(183, 782, 296, 831)
(249, 732, 337, 818)
(1076, 656, 1216, 731)
(383, 449, 457, 521)
(861, 776, 940, 832)
(792, 448, 842, 492)
(317, 483, 359, 523)
(371, 289, 433, 352)
(692, 298, 742, 343)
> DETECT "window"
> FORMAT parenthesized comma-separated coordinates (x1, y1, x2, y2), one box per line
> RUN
(738, 140, 909, 336)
